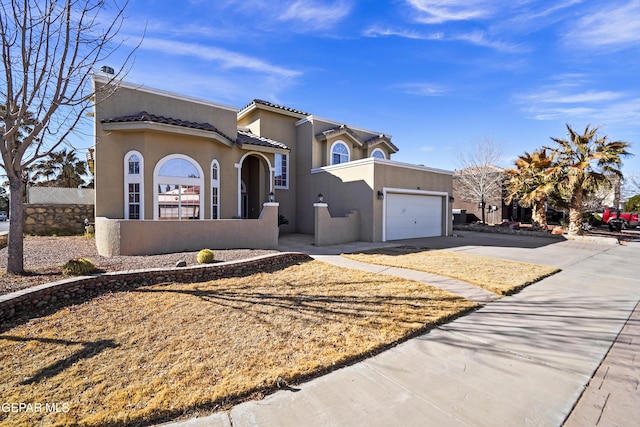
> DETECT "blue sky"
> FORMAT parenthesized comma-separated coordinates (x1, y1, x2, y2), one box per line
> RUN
(95, 0, 640, 174)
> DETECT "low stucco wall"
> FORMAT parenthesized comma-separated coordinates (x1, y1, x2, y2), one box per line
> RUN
(96, 203, 279, 256)
(314, 203, 361, 246)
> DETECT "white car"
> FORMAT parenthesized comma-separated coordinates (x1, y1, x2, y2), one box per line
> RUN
(0, 212, 7, 221)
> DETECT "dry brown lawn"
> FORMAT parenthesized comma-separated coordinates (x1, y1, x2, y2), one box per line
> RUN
(343, 248, 560, 296)
(0, 260, 476, 427)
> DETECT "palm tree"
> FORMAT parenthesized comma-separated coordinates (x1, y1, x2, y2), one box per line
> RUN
(32, 155, 59, 186)
(32, 149, 88, 188)
(505, 149, 555, 231)
(55, 149, 88, 188)
(547, 124, 631, 236)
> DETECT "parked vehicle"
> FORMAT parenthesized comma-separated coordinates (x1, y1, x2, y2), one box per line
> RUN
(0, 212, 6, 221)
(602, 208, 639, 231)
(545, 209, 565, 224)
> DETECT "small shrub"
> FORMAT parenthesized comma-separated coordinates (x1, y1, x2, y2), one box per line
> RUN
(586, 212, 603, 227)
(197, 249, 215, 264)
(278, 214, 289, 227)
(62, 258, 95, 276)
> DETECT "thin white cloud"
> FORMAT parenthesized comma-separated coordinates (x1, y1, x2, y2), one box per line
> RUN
(138, 37, 301, 79)
(363, 25, 521, 52)
(519, 90, 625, 104)
(452, 30, 523, 53)
(363, 25, 443, 40)
(564, 0, 640, 49)
(279, 0, 352, 31)
(398, 82, 448, 97)
(142, 21, 241, 40)
(501, 0, 584, 32)
(547, 73, 591, 86)
(515, 83, 640, 124)
(526, 107, 598, 121)
(407, 0, 497, 24)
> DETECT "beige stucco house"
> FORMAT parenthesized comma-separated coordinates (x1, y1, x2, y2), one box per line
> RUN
(92, 73, 454, 256)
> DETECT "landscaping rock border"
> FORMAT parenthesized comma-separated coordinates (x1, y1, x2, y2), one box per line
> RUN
(454, 223, 620, 245)
(0, 252, 311, 322)
(454, 223, 566, 239)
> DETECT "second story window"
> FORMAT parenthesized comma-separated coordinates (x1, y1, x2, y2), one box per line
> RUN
(331, 141, 349, 165)
(371, 148, 386, 159)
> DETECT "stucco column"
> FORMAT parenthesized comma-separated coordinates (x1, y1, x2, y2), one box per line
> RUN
(314, 202, 329, 246)
(235, 162, 241, 217)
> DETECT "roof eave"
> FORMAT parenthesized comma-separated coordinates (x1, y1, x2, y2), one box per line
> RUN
(238, 143, 290, 154)
(315, 128, 364, 147)
(238, 101, 308, 122)
(101, 122, 234, 147)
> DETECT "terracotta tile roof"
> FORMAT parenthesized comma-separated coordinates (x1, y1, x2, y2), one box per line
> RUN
(316, 125, 398, 153)
(316, 124, 363, 145)
(237, 129, 289, 151)
(239, 99, 310, 117)
(364, 134, 399, 152)
(101, 111, 235, 141)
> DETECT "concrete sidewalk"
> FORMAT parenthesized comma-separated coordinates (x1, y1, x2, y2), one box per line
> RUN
(165, 232, 640, 426)
(311, 254, 498, 304)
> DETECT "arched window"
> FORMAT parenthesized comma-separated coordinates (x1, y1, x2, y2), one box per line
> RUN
(211, 160, 220, 219)
(331, 141, 350, 165)
(371, 148, 386, 159)
(124, 151, 144, 219)
(154, 154, 204, 220)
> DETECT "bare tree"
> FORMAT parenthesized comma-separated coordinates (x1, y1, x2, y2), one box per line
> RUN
(455, 137, 505, 223)
(622, 173, 640, 202)
(1, 0, 135, 273)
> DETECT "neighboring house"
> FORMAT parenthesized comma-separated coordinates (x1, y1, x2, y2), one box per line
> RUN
(590, 174, 622, 210)
(452, 166, 509, 224)
(92, 73, 455, 256)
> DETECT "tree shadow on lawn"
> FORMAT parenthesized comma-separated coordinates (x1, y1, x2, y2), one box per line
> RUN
(126, 282, 478, 425)
(0, 257, 312, 335)
(134, 282, 473, 326)
(1, 278, 477, 426)
(351, 245, 432, 256)
(0, 335, 119, 385)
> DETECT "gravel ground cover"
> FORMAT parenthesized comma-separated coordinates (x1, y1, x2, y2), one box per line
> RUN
(0, 236, 278, 296)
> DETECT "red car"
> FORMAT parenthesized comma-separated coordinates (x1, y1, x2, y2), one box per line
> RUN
(602, 208, 639, 230)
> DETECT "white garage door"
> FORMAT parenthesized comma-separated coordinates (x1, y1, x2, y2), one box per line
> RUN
(386, 193, 443, 240)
